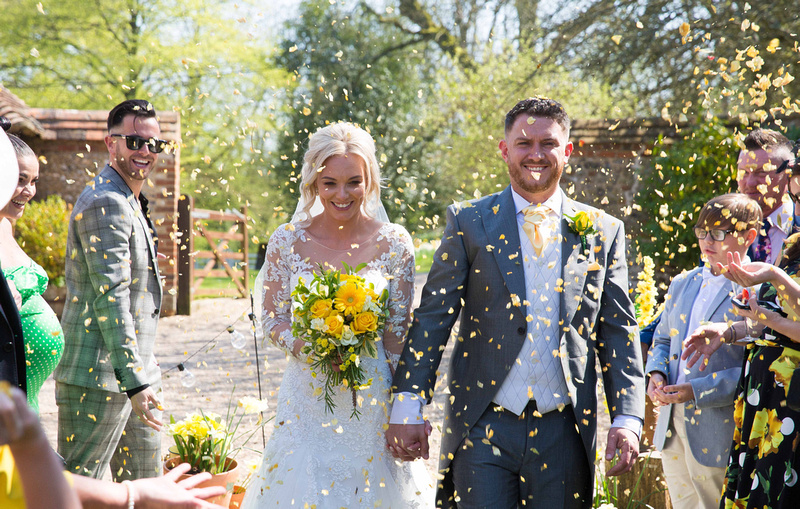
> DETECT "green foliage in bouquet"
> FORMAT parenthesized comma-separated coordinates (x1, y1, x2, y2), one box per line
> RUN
(291, 262, 389, 419)
(14, 195, 70, 287)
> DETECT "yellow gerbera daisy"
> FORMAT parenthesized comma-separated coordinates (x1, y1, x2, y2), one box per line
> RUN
(334, 281, 366, 316)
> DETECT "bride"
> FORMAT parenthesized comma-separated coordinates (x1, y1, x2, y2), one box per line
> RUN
(242, 123, 433, 508)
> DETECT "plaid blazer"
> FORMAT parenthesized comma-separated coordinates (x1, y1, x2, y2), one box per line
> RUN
(55, 165, 162, 393)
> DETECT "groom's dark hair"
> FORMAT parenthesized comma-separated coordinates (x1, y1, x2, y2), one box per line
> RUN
(505, 97, 570, 135)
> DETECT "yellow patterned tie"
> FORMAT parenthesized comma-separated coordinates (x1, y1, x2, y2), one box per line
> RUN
(522, 205, 549, 256)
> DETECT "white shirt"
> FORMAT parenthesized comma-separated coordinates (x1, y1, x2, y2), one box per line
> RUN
(676, 266, 729, 385)
(762, 200, 794, 265)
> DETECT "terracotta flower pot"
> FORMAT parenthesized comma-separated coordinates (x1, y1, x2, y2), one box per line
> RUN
(163, 455, 239, 507)
(229, 485, 246, 508)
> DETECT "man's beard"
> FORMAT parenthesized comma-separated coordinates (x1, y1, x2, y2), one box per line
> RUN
(510, 162, 562, 196)
(116, 156, 150, 181)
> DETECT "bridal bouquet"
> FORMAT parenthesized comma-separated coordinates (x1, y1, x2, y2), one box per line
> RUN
(291, 262, 388, 418)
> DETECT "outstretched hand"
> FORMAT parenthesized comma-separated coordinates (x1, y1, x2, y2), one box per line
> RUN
(131, 463, 228, 509)
(681, 322, 728, 371)
(719, 251, 776, 288)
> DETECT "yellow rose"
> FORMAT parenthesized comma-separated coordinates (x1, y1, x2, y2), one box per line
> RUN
(309, 299, 333, 319)
(573, 211, 591, 232)
(565, 211, 596, 240)
(352, 311, 379, 333)
(324, 314, 344, 337)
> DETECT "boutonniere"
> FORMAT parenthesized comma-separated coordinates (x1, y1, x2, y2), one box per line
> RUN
(564, 211, 597, 252)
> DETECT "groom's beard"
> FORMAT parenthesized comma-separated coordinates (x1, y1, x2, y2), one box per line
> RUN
(509, 159, 563, 197)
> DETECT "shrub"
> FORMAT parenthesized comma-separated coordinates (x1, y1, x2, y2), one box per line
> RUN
(15, 195, 71, 287)
(637, 115, 739, 281)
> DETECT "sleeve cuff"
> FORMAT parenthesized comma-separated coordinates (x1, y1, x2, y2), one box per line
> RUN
(611, 414, 643, 439)
(125, 384, 150, 398)
(389, 392, 424, 424)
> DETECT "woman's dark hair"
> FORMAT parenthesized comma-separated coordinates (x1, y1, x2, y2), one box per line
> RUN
(0, 116, 35, 158)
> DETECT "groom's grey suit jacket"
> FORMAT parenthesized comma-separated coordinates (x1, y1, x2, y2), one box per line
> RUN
(56, 165, 162, 393)
(394, 186, 645, 507)
(645, 267, 744, 467)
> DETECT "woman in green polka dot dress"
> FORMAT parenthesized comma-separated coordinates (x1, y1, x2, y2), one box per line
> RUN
(0, 132, 64, 413)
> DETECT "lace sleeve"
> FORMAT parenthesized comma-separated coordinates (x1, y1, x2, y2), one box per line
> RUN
(256, 225, 297, 356)
(382, 225, 416, 370)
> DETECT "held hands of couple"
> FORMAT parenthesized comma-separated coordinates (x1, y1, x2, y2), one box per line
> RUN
(385, 420, 433, 461)
(131, 387, 163, 431)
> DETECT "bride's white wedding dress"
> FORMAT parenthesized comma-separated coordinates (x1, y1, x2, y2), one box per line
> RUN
(241, 222, 433, 508)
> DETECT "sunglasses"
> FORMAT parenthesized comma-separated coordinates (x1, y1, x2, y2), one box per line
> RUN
(693, 228, 735, 242)
(111, 134, 170, 154)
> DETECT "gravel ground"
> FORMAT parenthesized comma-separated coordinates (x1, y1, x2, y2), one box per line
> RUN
(38, 273, 611, 483)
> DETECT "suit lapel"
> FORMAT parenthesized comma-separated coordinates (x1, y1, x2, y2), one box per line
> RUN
(704, 278, 733, 321)
(101, 166, 160, 277)
(560, 197, 590, 328)
(482, 187, 526, 304)
(129, 194, 160, 274)
(675, 270, 703, 346)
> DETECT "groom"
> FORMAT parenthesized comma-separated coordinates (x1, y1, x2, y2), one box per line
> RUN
(386, 97, 646, 508)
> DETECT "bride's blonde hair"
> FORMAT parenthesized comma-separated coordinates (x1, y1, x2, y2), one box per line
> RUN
(296, 122, 382, 224)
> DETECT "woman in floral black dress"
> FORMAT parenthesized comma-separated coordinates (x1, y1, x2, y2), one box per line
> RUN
(683, 234, 800, 508)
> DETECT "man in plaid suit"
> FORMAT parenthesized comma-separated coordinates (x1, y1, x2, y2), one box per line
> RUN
(55, 100, 166, 481)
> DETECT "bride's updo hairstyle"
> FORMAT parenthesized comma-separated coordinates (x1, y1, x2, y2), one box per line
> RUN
(295, 122, 382, 224)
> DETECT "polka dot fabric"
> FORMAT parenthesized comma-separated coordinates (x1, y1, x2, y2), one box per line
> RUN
(4, 261, 64, 413)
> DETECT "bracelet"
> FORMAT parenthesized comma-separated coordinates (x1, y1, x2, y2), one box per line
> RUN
(122, 480, 135, 509)
(727, 325, 737, 344)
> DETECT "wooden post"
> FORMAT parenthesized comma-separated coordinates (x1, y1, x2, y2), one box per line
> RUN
(606, 450, 672, 509)
(642, 396, 660, 450)
(176, 194, 193, 315)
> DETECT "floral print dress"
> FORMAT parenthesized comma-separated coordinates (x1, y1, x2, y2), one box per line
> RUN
(720, 260, 800, 508)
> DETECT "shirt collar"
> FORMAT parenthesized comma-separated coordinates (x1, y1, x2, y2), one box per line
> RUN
(768, 200, 794, 235)
(512, 187, 563, 217)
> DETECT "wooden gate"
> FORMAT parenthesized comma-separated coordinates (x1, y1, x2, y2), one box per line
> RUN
(176, 195, 249, 315)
